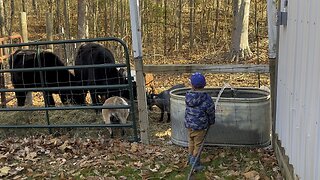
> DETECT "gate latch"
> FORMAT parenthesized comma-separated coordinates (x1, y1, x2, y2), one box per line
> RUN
(278, 0, 288, 26)
(277, 12, 287, 26)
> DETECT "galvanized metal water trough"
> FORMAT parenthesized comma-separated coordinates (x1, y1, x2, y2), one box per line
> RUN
(170, 87, 271, 147)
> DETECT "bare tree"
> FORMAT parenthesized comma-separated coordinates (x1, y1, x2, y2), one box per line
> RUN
(104, 0, 108, 37)
(0, 0, 5, 37)
(92, 0, 99, 38)
(213, 0, 220, 40)
(189, 0, 195, 50)
(77, 0, 87, 39)
(229, 0, 253, 62)
(109, 0, 115, 37)
(163, 0, 167, 55)
(63, 0, 71, 39)
(32, 0, 39, 18)
(119, 0, 124, 39)
(55, 0, 61, 33)
(178, 0, 182, 50)
(21, 0, 26, 12)
(8, 0, 14, 36)
(63, 0, 72, 65)
(48, 0, 54, 15)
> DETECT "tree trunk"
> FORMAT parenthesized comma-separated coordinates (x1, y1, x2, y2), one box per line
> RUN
(120, 0, 124, 39)
(55, 0, 61, 33)
(63, 0, 71, 65)
(48, 0, 53, 16)
(0, 0, 5, 37)
(63, 0, 70, 39)
(163, 0, 167, 55)
(178, 0, 182, 50)
(189, 0, 195, 50)
(200, 0, 206, 45)
(230, 0, 252, 62)
(93, 0, 98, 38)
(46, 12, 54, 50)
(104, 0, 108, 37)
(47, 0, 54, 36)
(116, 0, 119, 37)
(0, 0, 5, 107)
(213, 0, 220, 40)
(9, 0, 14, 36)
(143, 0, 150, 46)
(140, 0, 144, 38)
(21, 0, 26, 12)
(77, 0, 87, 39)
(32, 0, 39, 18)
(109, 0, 114, 37)
(85, 3, 89, 38)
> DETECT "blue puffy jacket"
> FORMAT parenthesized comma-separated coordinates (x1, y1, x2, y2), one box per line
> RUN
(185, 90, 215, 130)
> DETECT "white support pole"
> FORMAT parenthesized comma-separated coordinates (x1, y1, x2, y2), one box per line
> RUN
(20, 12, 33, 106)
(129, 0, 150, 144)
(267, 0, 277, 59)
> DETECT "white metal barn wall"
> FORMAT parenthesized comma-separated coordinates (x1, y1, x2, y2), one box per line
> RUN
(276, 0, 320, 179)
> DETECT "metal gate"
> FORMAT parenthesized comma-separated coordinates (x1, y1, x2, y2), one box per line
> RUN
(0, 37, 138, 142)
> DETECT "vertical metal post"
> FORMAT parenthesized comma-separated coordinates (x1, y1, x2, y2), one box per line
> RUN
(267, 0, 278, 147)
(256, 22, 261, 88)
(36, 47, 52, 133)
(122, 40, 139, 142)
(129, 0, 149, 144)
(0, 62, 5, 107)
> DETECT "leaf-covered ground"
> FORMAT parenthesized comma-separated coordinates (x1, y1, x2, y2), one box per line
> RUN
(0, 112, 283, 180)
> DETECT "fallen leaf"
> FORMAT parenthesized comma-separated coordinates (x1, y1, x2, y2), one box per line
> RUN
(243, 170, 260, 179)
(175, 174, 184, 178)
(219, 152, 225, 158)
(218, 164, 228, 170)
(15, 166, 24, 172)
(131, 143, 138, 152)
(148, 164, 160, 172)
(26, 152, 37, 161)
(163, 167, 173, 174)
(12, 175, 22, 180)
(58, 141, 73, 152)
(0, 154, 7, 162)
(202, 155, 213, 163)
(140, 169, 151, 179)
(227, 170, 240, 176)
(0, 166, 11, 177)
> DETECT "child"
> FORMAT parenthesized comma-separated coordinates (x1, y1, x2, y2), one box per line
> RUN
(185, 72, 215, 171)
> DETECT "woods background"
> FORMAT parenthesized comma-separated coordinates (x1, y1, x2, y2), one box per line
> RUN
(0, 0, 268, 62)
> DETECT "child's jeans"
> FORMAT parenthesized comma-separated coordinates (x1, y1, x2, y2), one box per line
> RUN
(188, 128, 206, 156)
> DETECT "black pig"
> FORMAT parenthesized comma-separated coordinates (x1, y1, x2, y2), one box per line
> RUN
(147, 84, 185, 122)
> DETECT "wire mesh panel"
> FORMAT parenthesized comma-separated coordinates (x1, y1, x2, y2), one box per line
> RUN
(0, 37, 138, 142)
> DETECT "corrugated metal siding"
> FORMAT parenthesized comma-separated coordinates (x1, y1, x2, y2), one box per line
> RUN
(276, 0, 320, 179)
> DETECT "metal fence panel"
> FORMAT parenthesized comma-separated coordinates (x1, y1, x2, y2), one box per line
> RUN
(0, 37, 138, 142)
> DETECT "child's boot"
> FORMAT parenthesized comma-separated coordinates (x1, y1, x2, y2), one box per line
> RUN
(193, 157, 204, 172)
(187, 154, 193, 165)
(189, 156, 195, 167)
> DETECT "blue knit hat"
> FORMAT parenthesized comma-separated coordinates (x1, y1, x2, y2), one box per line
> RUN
(190, 72, 206, 88)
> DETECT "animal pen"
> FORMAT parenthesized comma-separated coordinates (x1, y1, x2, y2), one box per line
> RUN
(0, 37, 138, 142)
(0, 0, 274, 144)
